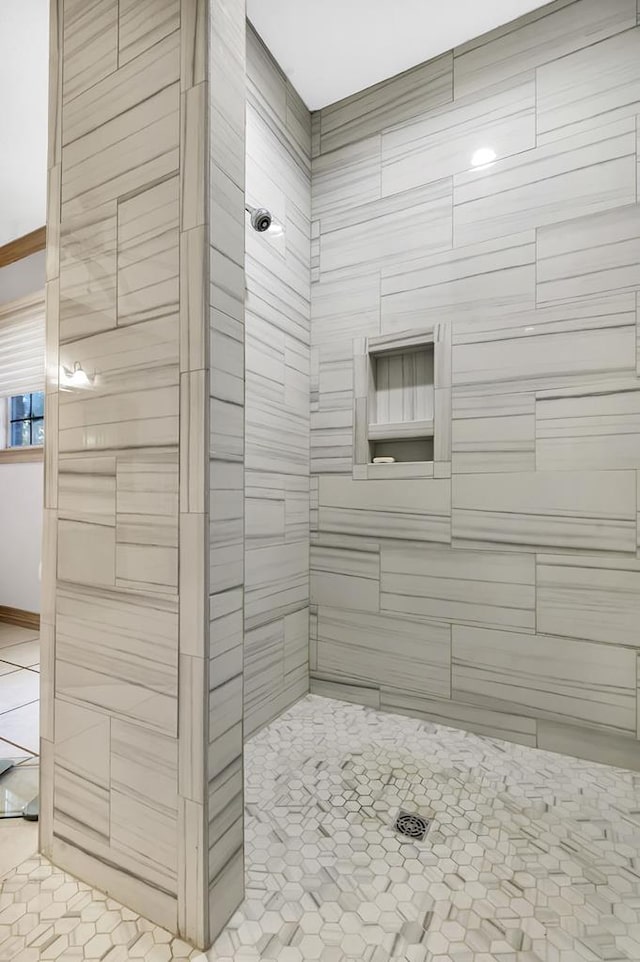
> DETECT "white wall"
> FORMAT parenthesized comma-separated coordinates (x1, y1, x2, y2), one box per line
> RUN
(0, 461, 43, 612)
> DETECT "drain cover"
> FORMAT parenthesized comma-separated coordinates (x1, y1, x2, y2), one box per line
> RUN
(393, 809, 431, 842)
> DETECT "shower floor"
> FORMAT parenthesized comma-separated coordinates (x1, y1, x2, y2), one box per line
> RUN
(2, 694, 640, 961)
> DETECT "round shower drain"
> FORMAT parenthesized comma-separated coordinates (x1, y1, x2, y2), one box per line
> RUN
(393, 810, 431, 841)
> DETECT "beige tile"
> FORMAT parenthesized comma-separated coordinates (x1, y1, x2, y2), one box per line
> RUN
(0, 702, 39, 755)
(0, 641, 40, 671)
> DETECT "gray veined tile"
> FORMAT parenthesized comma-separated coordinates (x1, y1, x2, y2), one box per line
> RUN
(380, 541, 535, 631)
(453, 116, 637, 246)
(452, 624, 636, 734)
(452, 299, 636, 389)
(537, 204, 640, 303)
(311, 267, 380, 346)
(117, 175, 179, 328)
(245, 542, 308, 630)
(62, 0, 118, 103)
(536, 384, 640, 471)
(320, 52, 453, 154)
(452, 390, 535, 474)
(57, 519, 116, 588)
(320, 179, 453, 274)
(118, 0, 180, 67)
(310, 542, 379, 613)
(312, 136, 381, 218)
(63, 31, 180, 146)
(319, 475, 451, 543)
(61, 83, 180, 216)
(382, 74, 535, 195)
(379, 688, 537, 746)
(316, 606, 451, 698)
(537, 27, 640, 140)
(58, 456, 116, 526)
(59, 201, 117, 342)
(381, 231, 535, 331)
(537, 553, 640, 648)
(453, 0, 637, 99)
(452, 469, 636, 553)
(310, 676, 381, 708)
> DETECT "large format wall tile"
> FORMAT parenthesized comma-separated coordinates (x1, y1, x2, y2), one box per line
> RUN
(537, 27, 640, 139)
(536, 383, 640, 470)
(452, 625, 636, 733)
(315, 606, 451, 697)
(537, 204, 640, 303)
(380, 542, 535, 630)
(453, 117, 636, 246)
(382, 74, 535, 194)
(310, 0, 640, 772)
(452, 470, 636, 551)
(453, 0, 636, 98)
(537, 554, 640, 647)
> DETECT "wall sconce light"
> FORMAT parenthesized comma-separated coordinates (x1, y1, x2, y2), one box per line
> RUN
(60, 361, 94, 390)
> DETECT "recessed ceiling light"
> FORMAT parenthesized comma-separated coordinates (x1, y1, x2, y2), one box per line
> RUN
(471, 147, 497, 168)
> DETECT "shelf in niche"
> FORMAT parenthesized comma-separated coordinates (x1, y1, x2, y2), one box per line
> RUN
(368, 419, 434, 442)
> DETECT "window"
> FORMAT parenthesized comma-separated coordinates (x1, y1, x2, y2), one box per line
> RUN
(7, 392, 44, 448)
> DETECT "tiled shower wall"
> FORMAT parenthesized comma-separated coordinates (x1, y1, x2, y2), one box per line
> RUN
(43, 0, 246, 948)
(309, 0, 640, 770)
(244, 27, 311, 736)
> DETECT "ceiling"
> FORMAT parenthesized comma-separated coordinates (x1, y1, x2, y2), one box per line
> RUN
(247, 0, 551, 110)
(0, 0, 553, 247)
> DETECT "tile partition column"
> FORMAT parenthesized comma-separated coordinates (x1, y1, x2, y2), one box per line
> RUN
(41, 0, 245, 950)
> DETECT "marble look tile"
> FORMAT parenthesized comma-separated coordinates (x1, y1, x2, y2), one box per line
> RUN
(59, 201, 117, 341)
(117, 175, 179, 327)
(382, 74, 535, 194)
(209, 461, 243, 595)
(453, 117, 636, 246)
(63, 32, 180, 147)
(58, 456, 116, 526)
(310, 676, 381, 707)
(319, 52, 453, 154)
(321, 178, 452, 273)
(312, 136, 381, 217)
(452, 300, 636, 389)
(119, 0, 180, 67)
(245, 542, 308, 630)
(537, 553, 640, 647)
(537, 716, 640, 769)
(55, 584, 178, 736)
(452, 624, 636, 733)
(57, 519, 116, 588)
(316, 606, 451, 697)
(537, 27, 640, 139)
(537, 383, 640, 470)
(111, 719, 178, 890)
(62, 0, 118, 103)
(53, 763, 110, 846)
(537, 203, 640, 303)
(452, 470, 636, 552)
(453, 0, 636, 98)
(179, 225, 207, 372)
(319, 475, 451, 543)
(452, 390, 535, 473)
(381, 231, 535, 330)
(61, 84, 180, 216)
(310, 542, 379, 612)
(380, 541, 535, 630)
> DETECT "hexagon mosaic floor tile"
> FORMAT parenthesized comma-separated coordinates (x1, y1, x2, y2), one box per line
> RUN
(3, 694, 640, 961)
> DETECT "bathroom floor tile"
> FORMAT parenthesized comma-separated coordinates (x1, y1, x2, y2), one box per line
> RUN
(0, 701, 39, 755)
(0, 668, 39, 714)
(0, 624, 39, 649)
(0, 639, 40, 671)
(1, 693, 640, 962)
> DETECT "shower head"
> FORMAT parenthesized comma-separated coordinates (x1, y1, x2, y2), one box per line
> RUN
(245, 203, 272, 232)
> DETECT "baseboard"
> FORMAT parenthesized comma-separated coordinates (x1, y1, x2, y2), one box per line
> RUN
(0, 605, 40, 631)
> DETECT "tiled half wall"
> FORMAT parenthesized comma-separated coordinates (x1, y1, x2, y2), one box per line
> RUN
(310, 0, 640, 771)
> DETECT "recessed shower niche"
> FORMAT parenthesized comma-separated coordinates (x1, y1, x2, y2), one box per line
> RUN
(353, 325, 452, 479)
